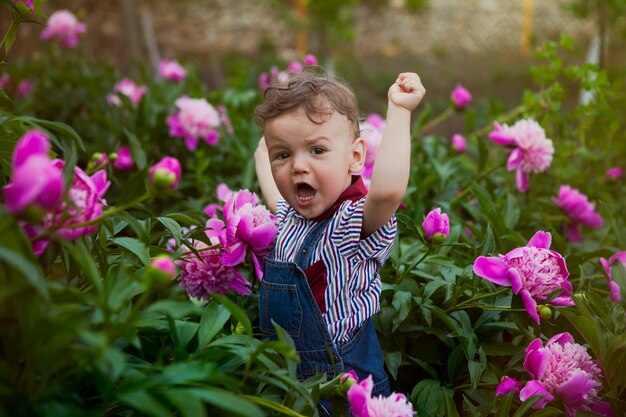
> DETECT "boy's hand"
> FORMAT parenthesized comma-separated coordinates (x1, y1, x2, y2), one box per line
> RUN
(255, 136, 269, 161)
(388, 72, 425, 112)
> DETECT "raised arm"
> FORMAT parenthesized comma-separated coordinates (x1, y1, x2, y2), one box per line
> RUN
(254, 136, 282, 213)
(362, 72, 425, 237)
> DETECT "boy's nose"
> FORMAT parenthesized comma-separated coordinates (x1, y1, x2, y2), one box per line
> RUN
(291, 154, 310, 174)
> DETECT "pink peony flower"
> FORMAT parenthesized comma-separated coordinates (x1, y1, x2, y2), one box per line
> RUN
(451, 133, 467, 153)
(167, 96, 221, 151)
(158, 59, 187, 82)
(357, 113, 385, 182)
(177, 247, 251, 300)
(517, 333, 611, 416)
(605, 167, 622, 181)
(422, 208, 450, 244)
(41, 10, 86, 48)
(112, 146, 133, 171)
(107, 79, 147, 107)
(551, 185, 603, 243)
(488, 119, 554, 192)
(23, 164, 110, 255)
(13, 0, 34, 11)
(600, 252, 625, 303)
(473, 231, 574, 324)
(3, 129, 64, 216)
(450, 84, 472, 110)
(347, 375, 415, 417)
(149, 157, 182, 192)
(205, 189, 277, 280)
(52, 163, 110, 240)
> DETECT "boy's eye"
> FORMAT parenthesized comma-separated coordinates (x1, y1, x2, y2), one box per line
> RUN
(276, 152, 289, 160)
(312, 147, 325, 155)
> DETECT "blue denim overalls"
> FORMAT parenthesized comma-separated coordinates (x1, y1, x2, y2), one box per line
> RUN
(260, 218, 390, 415)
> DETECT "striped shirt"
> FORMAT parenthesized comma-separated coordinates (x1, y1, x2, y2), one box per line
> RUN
(273, 194, 397, 344)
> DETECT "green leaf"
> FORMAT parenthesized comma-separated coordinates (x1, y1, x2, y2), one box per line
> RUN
(113, 237, 150, 265)
(174, 320, 199, 350)
(242, 395, 307, 417)
(117, 390, 172, 417)
(124, 128, 147, 169)
(11, 116, 85, 151)
(411, 379, 446, 417)
(384, 351, 403, 380)
(157, 216, 183, 248)
(503, 192, 520, 229)
(480, 224, 496, 256)
(512, 395, 543, 417)
(161, 388, 207, 417)
(188, 388, 264, 417)
(0, 247, 49, 302)
(212, 294, 252, 336)
(494, 391, 514, 417)
(197, 301, 231, 351)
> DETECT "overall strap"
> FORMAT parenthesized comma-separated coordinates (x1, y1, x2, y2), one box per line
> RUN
(294, 218, 332, 270)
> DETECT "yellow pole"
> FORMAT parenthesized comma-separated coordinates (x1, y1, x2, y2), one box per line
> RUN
(521, 0, 534, 56)
(296, 0, 309, 55)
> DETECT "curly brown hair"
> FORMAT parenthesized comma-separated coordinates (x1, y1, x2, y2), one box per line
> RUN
(255, 67, 361, 138)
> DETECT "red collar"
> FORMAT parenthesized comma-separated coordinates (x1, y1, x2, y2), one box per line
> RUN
(312, 175, 368, 222)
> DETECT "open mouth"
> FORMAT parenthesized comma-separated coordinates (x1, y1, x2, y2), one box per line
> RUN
(295, 183, 316, 202)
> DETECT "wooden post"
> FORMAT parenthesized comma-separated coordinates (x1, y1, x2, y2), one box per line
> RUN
(520, 0, 534, 56)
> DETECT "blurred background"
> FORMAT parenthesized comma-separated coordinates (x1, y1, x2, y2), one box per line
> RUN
(4, 0, 625, 135)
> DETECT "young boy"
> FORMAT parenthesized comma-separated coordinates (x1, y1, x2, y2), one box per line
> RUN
(254, 69, 425, 404)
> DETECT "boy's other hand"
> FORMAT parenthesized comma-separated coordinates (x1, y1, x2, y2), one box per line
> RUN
(388, 72, 426, 112)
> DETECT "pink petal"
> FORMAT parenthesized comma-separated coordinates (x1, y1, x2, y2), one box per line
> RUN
(515, 167, 530, 192)
(524, 343, 548, 378)
(519, 380, 554, 409)
(507, 268, 523, 294)
(527, 231, 552, 249)
(587, 401, 614, 417)
(521, 289, 540, 324)
(546, 332, 574, 346)
(550, 295, 575, 306)
(473, 256, 511, 286)
(507, 148, 522, 171)
(556, 373, 597, 410)
(566, 224, 582, 243)
(220, 240, 247, 267)
(347, 376, 373, 417)
(495, 377, 523, 396)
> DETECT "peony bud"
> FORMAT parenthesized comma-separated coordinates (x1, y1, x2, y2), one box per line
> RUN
(450, 84, 472, 110)
(422, 208, 450, 244)
(537, 305, 552, 320)
(144, 254, 176, 287)
(337, 370, 359, 395)
(88, 152, 108, 171)
(606, 167, 622, 181)
(451, 133, 467, 153)
(112, 146, 133, 171)
(148, 156, 181, 192)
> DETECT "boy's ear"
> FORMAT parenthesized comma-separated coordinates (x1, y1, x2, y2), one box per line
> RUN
(349, 137, 366, 173)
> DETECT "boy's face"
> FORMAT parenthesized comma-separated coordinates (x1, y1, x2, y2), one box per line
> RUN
(264, 106, 365, 219)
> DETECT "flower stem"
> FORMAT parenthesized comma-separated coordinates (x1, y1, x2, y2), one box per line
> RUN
(396, 248, 432, 284)
(447, 287, 510, 312)
(419, 106, 455, 134)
